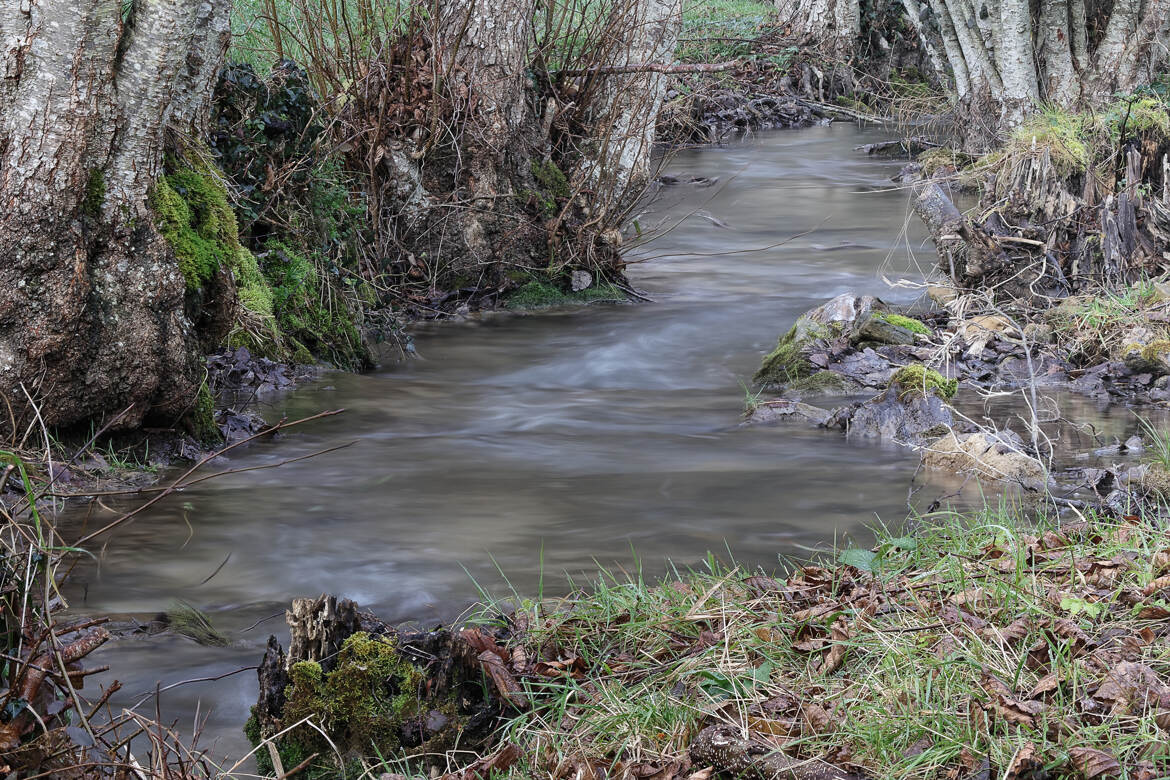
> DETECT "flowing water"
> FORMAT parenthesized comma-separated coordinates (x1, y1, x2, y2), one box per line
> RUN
(62, 124, 1152, 762)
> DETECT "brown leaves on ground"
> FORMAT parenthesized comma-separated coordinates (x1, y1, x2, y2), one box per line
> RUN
(443, 516, 1170, 780)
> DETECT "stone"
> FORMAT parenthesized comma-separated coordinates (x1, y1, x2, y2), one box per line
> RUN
(855, 312, 918, 346)
(922, 430, 1048, 491)
(843, 385, 954, 446)
(744, 399, 831, 427)
(754, 293, 883, 386)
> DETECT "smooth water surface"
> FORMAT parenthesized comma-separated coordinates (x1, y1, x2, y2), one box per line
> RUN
(62, 124, 1148, 761)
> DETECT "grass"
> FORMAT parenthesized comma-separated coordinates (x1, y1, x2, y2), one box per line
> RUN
(440, 500, 1170, 778)
(678, 0, 778, 63)
(1046, 280, 1168, 365)
(230, 0, 781, 70)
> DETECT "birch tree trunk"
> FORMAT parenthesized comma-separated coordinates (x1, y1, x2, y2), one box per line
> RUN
(777, 0, 860, 60)
(901, 0, 1170, 145)
(0, 0, 230, 436)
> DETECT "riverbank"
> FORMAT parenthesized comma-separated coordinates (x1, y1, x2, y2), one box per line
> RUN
(247, 489, 1170, 779)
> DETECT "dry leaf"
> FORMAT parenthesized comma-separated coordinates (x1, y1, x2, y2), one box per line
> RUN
(1068, 747, 1120, 779)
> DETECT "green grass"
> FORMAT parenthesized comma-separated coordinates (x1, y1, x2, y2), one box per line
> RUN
(450, 501, 1170, 779)
(1046, 281, 1166, 365)
(678, 0, 778, 63)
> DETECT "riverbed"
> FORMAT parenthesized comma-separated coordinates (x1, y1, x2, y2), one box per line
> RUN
(63, 123, 1153, 763)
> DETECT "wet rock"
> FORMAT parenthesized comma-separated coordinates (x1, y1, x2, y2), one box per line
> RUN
(754, 294, 883, 386)
(744, 399, 831, 427)
(833, 348, 895, 387)
(922, 430, 1048, 491)
(855, 312, 919, 346)
(784, 369, 866, 396)
(1122, 338, 1170, 376)
(837, 383, 954, 446)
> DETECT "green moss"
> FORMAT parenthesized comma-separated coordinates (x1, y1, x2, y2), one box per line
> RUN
(260, 240, 369, 370)
(276, 633, 427, 769)
(183, 381, 222, 444)
(151, 156, 277, 323)
(1101, 97, 1170, 142)
(83, 169, 106, 219)
(786, 370, 859, 395)
(1007, 109, 1091, 175)
(890, 364, 958, 400)
(504, 279, 625, 309)
(753, 320, 830, 386)
(531, 159, 570, 200)
(917, 147, 972, 176)
(1141, 339, 1170, 362)
(873, 311, 930, 336)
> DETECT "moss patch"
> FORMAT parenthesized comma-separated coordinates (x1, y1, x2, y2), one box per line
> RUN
(182, 381, 222, 445)
(786, 369, 859, 395)
(274, 632, 426, 770)
(890, 363, 957, 399)
(504, 279, 625, 309)
(151, 156, 274, 318)
(261, 240, 370, 371)
(872, 311, 930, 336)
(82, 168, 106, 220)
(753, 320, 832, 386)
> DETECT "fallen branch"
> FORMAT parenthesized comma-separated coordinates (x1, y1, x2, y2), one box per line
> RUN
(553, 60, 738, 76)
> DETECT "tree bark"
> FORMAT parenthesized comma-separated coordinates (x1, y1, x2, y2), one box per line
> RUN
(902, 0, 1170, 145)
(777, 0, 859, 60)
(0, 0, 230, 436)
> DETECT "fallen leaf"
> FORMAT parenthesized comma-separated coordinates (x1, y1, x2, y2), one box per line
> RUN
(1068, 747, 1119, 779)
(1004, 742, 1043, 779)
(801, 702, 832, 734)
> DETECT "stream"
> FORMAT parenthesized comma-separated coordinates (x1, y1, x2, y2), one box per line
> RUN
(62, 123, 1153, 763)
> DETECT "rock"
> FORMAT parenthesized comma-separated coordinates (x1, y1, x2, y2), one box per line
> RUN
(784, 369, 866, 396)
(927, 284, 959, 306)
(1022, 321, 1053, 345)
(570, 270, 593, 292)
(754, 294, 882, 386)
(744, 399, 831, 427)
(1122, 338, 1170, 376)
(922, 430, 1048, 491)
(855, 312, 922, 346)
(1124, 435, 1144, 454)
(832, 349, 895, 388)
(842, 384, 954, 445)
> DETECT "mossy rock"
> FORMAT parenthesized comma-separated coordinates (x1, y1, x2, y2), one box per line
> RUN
(1122, 339, 1170, 376)
(754, 294, 883, 387)
(1143, 463, 1170, 497)
(890, 364, 958, 400)
(785, 369, 862, 396)
(855, 311, 929, 346)
(754, 319, 834, 386)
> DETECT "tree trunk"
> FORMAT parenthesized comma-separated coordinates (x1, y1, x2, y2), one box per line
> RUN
(901, 0, 1170, 145)
(0, 0, 230, 436)
(366, 0, 682, 296)
(777, 0, 859, 60)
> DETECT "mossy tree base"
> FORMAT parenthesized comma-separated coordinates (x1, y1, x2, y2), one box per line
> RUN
(249, 595, 502, 777)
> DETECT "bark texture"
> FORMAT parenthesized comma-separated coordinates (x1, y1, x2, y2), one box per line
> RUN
(0, 0, 230, 435)
(777, 0, 860, 59)
(902, 0, 1170, 143)
(366, 0, 684, 293)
